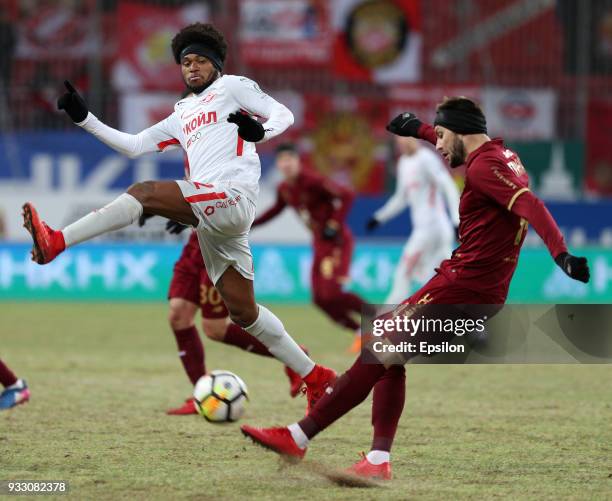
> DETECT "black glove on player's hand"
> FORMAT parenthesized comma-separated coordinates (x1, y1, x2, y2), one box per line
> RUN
(386, 112, 423, 137)
(555, 252, 590, 283)
(366, 217, 380, 232)
(138, 213, 154, 227)
(57, 80, 89, 123)
(227, 111, 265, 142)
(166, 220, 188, 235)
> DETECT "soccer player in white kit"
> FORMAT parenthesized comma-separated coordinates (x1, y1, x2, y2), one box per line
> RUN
(22, 23, 336, 409)
(366, 136, 460, 304)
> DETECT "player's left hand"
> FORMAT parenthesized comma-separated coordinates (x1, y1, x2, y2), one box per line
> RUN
(322, 224, 339, 241)
(166, 220, 188, 235)
(227, 111, 265, 142)
(57, 80, 89, 123)
(555, 252, 590, 283)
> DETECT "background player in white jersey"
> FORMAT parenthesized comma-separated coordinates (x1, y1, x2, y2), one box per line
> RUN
(366, 136, 460, 304)
(21, 23, 335, 409)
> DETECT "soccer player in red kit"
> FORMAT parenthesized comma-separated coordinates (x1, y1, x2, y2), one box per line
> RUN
(156, 224, 305, 414)
(240, 97, 590, 479)
(252, 143, 367, 350)
(0, 359, 29, 411)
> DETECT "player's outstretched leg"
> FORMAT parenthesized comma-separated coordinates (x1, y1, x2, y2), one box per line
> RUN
(0, 359, 30, 411)
(23, 181, 197, 264)
(241, 353, 387, 458)
(216, 266, 336, 412)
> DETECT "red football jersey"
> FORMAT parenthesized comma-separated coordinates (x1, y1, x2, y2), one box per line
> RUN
(436, 139, 533, 300)
(252, 169, 354, 239)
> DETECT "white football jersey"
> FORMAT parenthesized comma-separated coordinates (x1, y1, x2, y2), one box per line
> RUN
(78, 74, 294, 195)
(374, 147, 460, 232)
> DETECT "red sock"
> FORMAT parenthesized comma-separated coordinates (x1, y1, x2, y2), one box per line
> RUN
(222, 323, 273, 357)
(0, 359, 18, 387)
(371, 365, 405, 452)
(299, 355, 386, 439)
(173, 326, 205, 385)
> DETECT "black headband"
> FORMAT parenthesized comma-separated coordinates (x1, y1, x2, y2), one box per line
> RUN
(433, 108, 487, 135)
(179, 43, 223, 72)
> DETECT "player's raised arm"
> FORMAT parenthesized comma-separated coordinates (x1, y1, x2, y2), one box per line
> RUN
(57, 81, 178, 158)
(225, 76, 294, 143)
(386, 112, 437, 145)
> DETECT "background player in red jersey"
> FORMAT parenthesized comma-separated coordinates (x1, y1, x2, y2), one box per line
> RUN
(0, 358, 29, 411)
(240, 97, 590, 480)
(138, 219, 305, 415)
(252, 143, 367, 351)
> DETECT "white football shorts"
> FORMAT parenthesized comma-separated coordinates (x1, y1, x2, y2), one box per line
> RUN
(176, 180, 257, 284)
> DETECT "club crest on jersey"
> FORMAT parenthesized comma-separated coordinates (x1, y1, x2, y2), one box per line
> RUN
(183, 111, 218, 136)
(201, 93, 216, 104)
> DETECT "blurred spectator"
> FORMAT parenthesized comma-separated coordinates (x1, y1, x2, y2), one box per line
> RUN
(0, 6, 16, 93)
(558, 0, 612, 74)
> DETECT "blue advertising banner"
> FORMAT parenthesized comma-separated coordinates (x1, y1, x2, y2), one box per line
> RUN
(0, 243, 610, 303)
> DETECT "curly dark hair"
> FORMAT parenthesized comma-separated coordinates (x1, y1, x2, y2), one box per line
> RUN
(171, 23, 227, 64)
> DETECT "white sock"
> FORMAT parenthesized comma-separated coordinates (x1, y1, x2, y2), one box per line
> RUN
(62, 193, 143, 247)
(288, 423, 309, 449)
(366, 450, 390, 465)
(5, 379, 25, 391)
(244, 305, 315, 377)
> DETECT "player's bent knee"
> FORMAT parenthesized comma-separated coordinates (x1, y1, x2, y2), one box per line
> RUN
(226, 304, 258, 327)
(201, 318, 229, 341)
(168, 298, 198, 330)
(127, 181, 157, 206)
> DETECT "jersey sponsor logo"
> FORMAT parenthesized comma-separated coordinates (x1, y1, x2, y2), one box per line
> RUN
(204, 206, 215, 216)
(182, 111, 218, 136)
(215, 195, 241, 209)
(186, 131, 202, 149)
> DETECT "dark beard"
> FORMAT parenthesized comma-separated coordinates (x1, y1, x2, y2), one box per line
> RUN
(186, 71, 218, 95)
(449, 136, 467, 168)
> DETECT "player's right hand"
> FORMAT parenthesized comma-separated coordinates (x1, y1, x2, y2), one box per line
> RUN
(166, 220, 188, 235)
(554, 252, 590, 283)
(57, 81, 89, 123)
(365, 217, 380, 232)
(386, 112, 423, 137)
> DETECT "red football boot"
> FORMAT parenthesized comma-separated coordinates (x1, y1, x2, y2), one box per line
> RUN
(240, 425, 306, 460)
(346, 452, 392, 480)
(22, 203, 65, 264)
(284, 345, 309, 398)
(303, 365, 337, 413)
(167, 398, 198, 415)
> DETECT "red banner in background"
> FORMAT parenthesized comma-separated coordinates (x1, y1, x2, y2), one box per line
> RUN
(388, 84, 482, 124)
(586, 99, 612, 196)
(298, 94, 389, 194)
(239, 0, 332, 66)
(112, 2, 209, 92)
(332, 0, 422, 84)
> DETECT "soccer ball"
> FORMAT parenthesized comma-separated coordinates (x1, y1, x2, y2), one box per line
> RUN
(193, 370, 249, 423)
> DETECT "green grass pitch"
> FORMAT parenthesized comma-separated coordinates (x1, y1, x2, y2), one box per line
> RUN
(1, 303, 610, 500)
